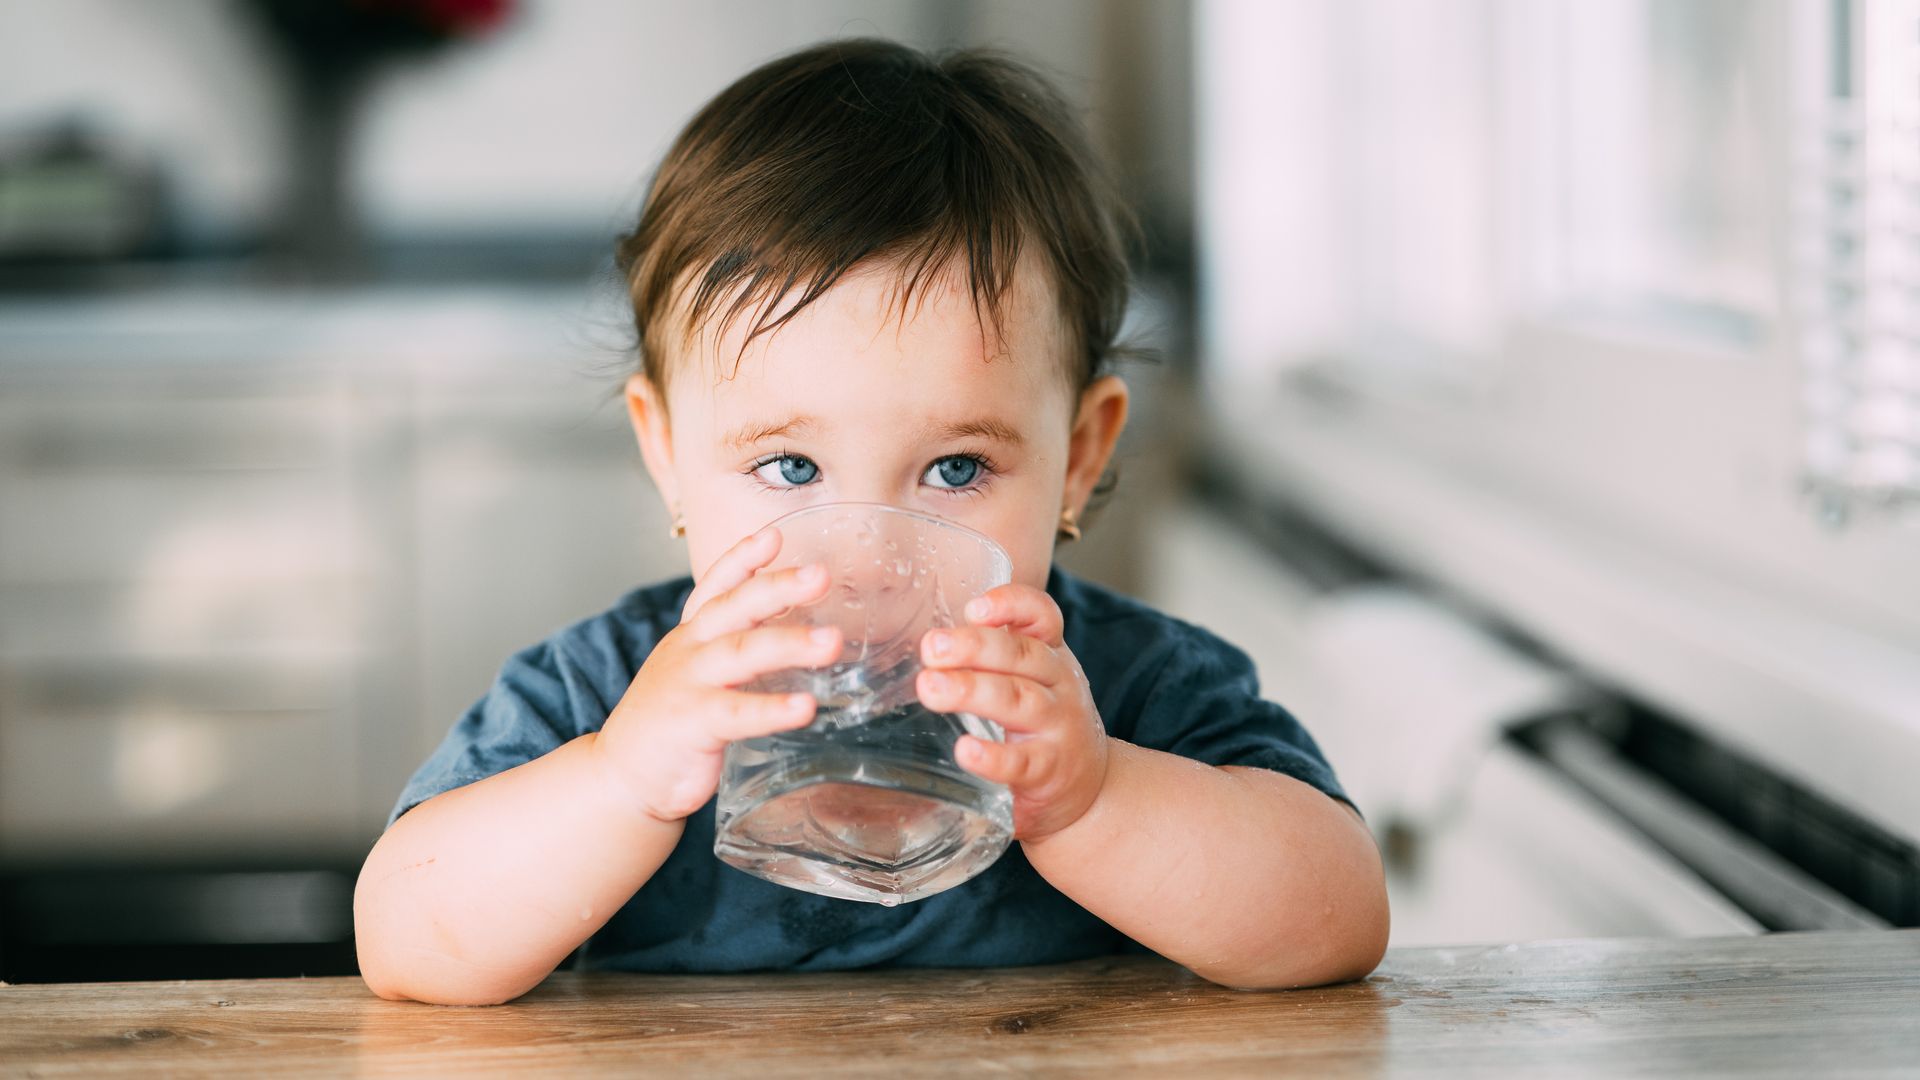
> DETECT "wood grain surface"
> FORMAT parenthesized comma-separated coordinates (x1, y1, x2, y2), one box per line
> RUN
(3, 930, 1917, 1077)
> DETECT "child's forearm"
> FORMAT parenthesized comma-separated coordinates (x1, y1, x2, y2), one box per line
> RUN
(353, 732, 679, 1005)
(1021, 740, 1389, 989)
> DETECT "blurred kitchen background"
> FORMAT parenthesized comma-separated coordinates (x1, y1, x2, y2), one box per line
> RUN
(2, 0, 1917, 982)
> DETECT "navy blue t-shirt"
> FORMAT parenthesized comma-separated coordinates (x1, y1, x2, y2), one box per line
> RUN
(389, 565, 1349, 974)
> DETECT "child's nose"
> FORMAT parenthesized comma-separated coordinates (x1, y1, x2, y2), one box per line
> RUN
(840, 486, 913, 510)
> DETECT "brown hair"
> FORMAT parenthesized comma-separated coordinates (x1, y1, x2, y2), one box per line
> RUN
(614, 37, 1140, 402)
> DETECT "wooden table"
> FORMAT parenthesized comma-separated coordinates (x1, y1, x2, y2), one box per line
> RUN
(4, 930, 1917, 1077)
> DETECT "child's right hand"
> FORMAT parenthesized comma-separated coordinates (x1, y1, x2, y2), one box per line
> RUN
(592, 526, 840, 823)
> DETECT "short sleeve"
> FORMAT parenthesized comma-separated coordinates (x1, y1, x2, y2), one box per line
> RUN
(386, 640, 605, 827)
(1128, 630, 1352, 810)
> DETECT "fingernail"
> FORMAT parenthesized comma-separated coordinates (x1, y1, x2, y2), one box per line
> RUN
(965, 598, 989, 620)
(923, 672, 949, 694)
(800, 563, 825, 584)
(810, 627, 838, 646)
(926, 631, 950, 657)
(788, 693, 813, 710)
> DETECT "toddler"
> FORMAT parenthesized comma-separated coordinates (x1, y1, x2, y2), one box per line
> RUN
(355, 37, 1388, 1005)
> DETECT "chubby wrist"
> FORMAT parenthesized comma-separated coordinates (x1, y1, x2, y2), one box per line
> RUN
(1017, 735, 1137, 850)
(580, 731, 690, 833)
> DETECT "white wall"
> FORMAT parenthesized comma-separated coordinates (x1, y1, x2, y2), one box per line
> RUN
(0, 0, 286, 245)
(354, 1, 938, 235)
(4, 1, 1125, 245)
(1193, 0, 1920, 839)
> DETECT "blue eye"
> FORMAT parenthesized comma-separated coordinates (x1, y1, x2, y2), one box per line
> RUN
(752, 453, 818, 488)
(925, 455, 983, 490)
(779, 456, 818, 485)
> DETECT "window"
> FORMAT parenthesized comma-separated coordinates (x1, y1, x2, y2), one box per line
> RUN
(1536, 0, 1778, 342)
(1796, 0, 1920, 522)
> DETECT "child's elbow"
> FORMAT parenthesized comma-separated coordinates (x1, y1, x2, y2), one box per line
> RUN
(1314, 897, 1391, 987)
(357, 943, 540, 1006)
(1331, 883, 1392, 984)
(354, 886, 541, 1006)
(359, 964, 424, 1004)
(1196, 922, 1387, 991)
(1198, 876, 1391, 990)
(354, 921, 545, 1005)
(366, 978, 533, 1008)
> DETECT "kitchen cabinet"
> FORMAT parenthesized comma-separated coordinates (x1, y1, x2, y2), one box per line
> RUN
(0, 285, 684, 863)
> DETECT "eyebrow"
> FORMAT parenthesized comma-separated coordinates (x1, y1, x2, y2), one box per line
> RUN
(724, 415, 819, 450)
(935, 418, 1026, 448)
(724, 415, 1026, 451)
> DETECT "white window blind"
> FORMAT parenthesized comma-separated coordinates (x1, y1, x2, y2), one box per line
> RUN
(1799, 0, 1920, 525)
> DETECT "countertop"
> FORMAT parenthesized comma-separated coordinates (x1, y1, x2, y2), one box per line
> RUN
(4, 930, 1918, 1077)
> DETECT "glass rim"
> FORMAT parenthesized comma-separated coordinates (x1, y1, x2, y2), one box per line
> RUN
(755, 500, 1012, 575)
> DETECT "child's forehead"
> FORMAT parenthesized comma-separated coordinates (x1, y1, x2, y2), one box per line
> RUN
(670, 251, 1068, 393)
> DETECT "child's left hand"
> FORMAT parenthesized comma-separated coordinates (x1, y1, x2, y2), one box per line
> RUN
(916, 583, 1108, 841)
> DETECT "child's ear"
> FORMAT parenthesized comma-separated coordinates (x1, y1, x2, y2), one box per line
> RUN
(625, 373, 680, 512)
(1063, 375, 1129, 515)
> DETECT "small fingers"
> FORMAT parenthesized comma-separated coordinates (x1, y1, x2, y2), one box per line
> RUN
(963, 584, 1065, 646)
(956, 734, 1054, 789)
(706, 688, 818, 743)
(690, 624, 843, 688)
(921, 625, 1061, 686)
(689, 562, 831, 641)
(917, 668, 1052, 733)
(683, 526, 782, 619)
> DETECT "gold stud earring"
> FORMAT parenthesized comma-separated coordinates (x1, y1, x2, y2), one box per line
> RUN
(1057, 506, 1082, 542)
(668, 507, 686, 539)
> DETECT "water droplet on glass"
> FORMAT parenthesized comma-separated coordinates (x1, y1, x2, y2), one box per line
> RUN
(857, 532, 875, 547)
(892, 559, 911, 576)
(842, 595, 864, 610)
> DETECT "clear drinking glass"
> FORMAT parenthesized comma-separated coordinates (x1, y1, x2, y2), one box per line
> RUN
(713, 501, 1015, 905)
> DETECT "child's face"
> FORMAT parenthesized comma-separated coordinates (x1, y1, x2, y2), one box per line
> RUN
(626, 258, 1128, 591)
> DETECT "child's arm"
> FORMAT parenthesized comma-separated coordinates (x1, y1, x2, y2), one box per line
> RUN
(355, 528, 842, 1005)
(1019, 745, 1385, 989)
(917, 586, 1389, 989)
(354, 732, 682, 1005)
